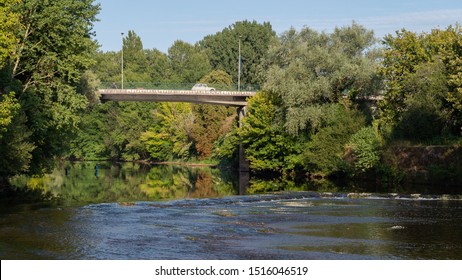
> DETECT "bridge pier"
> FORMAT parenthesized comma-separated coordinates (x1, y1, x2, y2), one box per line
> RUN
(238, 106, 250, 194)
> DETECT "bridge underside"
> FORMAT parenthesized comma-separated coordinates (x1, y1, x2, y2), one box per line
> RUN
(99, 89, 255, 106)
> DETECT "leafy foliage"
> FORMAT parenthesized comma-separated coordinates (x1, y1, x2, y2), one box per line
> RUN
(262, 22, 382, 135)
(0, 0, 19, 68)
(238, 92, 304, 173)
(3, 6, 462, 188)
(168, 40, 211, 83)
(190, 70, 236, 159)
(347, 127, 381, 173)
(140, 102, 194, 161)
(0, 0, 100, 178)
(0, 92, 19, 138)
(380, 25, 462, 139)
(191, 104, 235, 159)
(199, 20, 275, 86)
(0, 93, 35, 177)
(199, 69, 233, 90)
(303, 104, 366, 174)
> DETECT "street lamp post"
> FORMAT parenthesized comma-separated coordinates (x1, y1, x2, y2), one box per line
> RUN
(121, 32, 124, 89)
(238, 36, 242, 91)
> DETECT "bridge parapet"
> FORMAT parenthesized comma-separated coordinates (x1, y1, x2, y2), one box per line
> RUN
(98, 89, 256, 106)
(99, 89, 256, 96)
(99, 82, 260, 92)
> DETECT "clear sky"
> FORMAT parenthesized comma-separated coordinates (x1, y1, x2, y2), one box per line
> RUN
(94, 0, 462, 53)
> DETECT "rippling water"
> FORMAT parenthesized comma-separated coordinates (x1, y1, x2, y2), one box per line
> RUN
(1, 163, 462, 259)
(1, 193, 462, 259)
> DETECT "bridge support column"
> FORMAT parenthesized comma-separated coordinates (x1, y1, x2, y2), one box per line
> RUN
(238, 106, 250, 194)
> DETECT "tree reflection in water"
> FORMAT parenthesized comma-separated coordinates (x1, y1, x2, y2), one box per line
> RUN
(10, 162, 237, 205)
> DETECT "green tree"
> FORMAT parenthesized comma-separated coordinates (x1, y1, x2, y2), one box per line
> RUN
(225, 24, 379, 176)
(70, 101, 158, 161)
(346, 126, 381, 173)
(380, 25, 462, 138)
(199, 69, 233, 90)
(1, 0, 100, 177)
(78, 70, 101, 108)
(0, 93, 19, 138)
(303, 104, 366, 174)
(168, 40, 211, 83)
(238, 92, 304, 173)
(0, 0, 19, 68)
(123, 30, 150, 83)
(395, 60, 448, 140)
(189, 70, 235, 159)
(105, 102, 154, 161)
(0, 93, 35, 181)
(92, 51, 121, 86)
(140, 102, 194, 161)
(145, 48, 171, 83)
(67, 105, 108, 160)
(262, 23, 381, 135)
(199, 20, 275, 86)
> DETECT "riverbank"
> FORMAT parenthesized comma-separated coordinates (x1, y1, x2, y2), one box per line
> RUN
(383, 144, 462, 185)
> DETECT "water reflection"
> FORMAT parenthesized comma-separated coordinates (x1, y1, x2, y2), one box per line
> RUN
(9, 161, 461, 207)
(10, 162, 237, 205)
(3, 165, 462, 259)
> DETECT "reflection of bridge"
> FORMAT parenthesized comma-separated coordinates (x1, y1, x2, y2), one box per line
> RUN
(99, 89, 256, 106)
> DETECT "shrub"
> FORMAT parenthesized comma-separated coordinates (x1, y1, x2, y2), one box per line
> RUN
(347, 127, 382, 173)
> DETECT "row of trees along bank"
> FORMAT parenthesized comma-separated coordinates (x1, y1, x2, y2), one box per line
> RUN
(1, 0, 462, 189)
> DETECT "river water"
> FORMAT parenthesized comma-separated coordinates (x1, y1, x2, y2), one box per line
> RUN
(1, 162, 462, 259)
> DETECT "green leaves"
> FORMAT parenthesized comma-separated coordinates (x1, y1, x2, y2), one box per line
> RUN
(303, 104, 365, 174)
(0, 92, 20, 139)
(380, 25, 462, 139)
(0, 0, 101, 176)
(140, 102, 194, 161)
(263, 23, 382, 135)
(238, 92, 303, 173)
(199, 20, 275, 86)
(0, 0, 19, 68)
(168, 40, 211, 83)
(347, 127, 381, 173)
(0, 93, 35, 177)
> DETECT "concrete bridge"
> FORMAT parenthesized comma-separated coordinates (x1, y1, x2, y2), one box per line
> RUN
(99, 88, 254, 183)
(99, 89, 256, 106)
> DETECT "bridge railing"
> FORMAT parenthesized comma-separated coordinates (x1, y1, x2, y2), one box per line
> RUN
(99, 82, 260, 91)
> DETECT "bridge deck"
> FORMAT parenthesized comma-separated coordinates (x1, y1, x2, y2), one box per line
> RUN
(99, 89, 256, 106)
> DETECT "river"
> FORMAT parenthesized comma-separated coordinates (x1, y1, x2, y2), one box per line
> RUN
(1, 162, 461, 259)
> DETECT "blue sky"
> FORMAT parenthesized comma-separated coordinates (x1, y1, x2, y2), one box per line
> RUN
(94, 0, 462, 53)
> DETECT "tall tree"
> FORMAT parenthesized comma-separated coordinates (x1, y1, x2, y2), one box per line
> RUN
(238, 92, 304, 173)
(0, 0, 19, 68)
(168, 40, 211, 83)
(123, 30, 150, 83)
(262, 23, 381, 135)
(1, 0, 100, 177)
(191, 70, 235, 159)
(380, 25, 462, 138)
(92, 51, 121, 86)
(140, 102, 194, 161)
(199, 20, 275, 87)
(145, 48, 171, 83)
